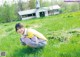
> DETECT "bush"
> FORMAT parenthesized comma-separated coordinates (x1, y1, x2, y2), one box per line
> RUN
(0, 2, 19, 23)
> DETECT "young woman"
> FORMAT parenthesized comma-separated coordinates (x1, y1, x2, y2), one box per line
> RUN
(15, 23, 48, 48)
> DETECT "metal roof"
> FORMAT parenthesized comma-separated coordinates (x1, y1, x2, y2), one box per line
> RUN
(49, 5, 61, 10)
(18, 9, 36, 15)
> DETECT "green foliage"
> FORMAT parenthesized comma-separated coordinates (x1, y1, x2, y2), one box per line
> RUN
(0, 2, 19, 23)
(28, 0, 36, 9)
(59, 2, 80, 13)
(40, 0, 51, 7)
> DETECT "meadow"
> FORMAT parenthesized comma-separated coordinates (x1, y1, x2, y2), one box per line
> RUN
(0, 11, 80, 57)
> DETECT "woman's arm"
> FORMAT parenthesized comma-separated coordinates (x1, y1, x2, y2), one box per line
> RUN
(29, 28, 48, 41)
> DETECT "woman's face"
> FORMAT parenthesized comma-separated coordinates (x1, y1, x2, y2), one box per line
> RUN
(17, 28, 25, 35)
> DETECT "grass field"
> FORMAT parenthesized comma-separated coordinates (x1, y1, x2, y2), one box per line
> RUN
(0, 11, 80, 57)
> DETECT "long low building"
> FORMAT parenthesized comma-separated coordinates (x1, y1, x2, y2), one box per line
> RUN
(18, 5, 61, 20)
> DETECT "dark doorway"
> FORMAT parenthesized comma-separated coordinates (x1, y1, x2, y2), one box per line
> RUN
(39, 12, 45, 17)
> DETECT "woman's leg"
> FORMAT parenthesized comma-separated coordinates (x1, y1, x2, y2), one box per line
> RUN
(37, 39, 47, 48)
(31, 37, 47, 48)
(20, 37, 38, 48)
(20, 37, 47, 48)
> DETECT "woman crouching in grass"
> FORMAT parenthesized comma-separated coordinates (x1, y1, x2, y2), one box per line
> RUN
(15, 23, 48, 48)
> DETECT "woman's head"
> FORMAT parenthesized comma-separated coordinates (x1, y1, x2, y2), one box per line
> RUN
(15, 23, 25, 35)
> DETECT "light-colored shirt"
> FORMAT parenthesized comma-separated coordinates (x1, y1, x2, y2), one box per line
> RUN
(22, 28, 48, 41)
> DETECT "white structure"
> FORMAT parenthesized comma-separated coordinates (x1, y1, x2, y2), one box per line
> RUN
(18, 5, 61, 20)
(18, 8, 49, 20)
(18, 0, 61, 20)
(36, 0, 40, 9)
(48, 5, 61, 15)
(18, 9, 36, 20)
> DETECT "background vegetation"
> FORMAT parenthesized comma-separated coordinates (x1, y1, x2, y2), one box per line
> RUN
(0, 0, 80, 23)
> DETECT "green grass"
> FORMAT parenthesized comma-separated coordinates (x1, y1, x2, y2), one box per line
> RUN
(0, 11, 80, 57)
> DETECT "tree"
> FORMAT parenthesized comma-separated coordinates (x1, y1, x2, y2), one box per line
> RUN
(28, 0, 36, 9)
(28, 0, 51, 9)
(3, 2, 11, 22)
(40, 0, 51, 7)
(18, 0, 23, 11)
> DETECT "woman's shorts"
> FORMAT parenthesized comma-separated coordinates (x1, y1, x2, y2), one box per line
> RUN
(20, 36, 47, 48)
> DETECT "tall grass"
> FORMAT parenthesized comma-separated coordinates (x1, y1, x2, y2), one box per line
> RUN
(0, 11, 80, 57)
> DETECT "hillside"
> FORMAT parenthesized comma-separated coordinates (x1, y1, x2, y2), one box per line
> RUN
(0, 11, 80, 57)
